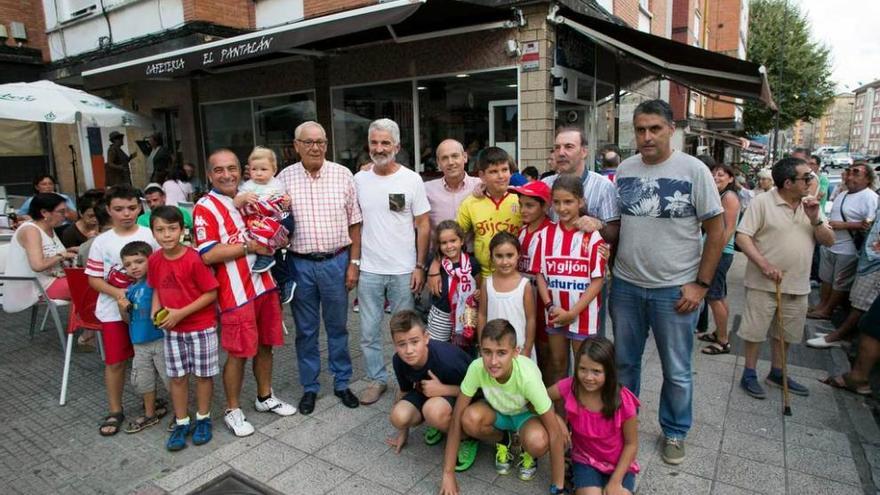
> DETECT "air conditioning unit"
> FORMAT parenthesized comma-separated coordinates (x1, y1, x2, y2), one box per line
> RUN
(552, 66, 579, 103)
(0, 25, 8, 44)
(9, 22, 26, 42)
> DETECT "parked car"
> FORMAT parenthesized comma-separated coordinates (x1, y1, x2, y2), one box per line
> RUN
(828, 152, 854, 168)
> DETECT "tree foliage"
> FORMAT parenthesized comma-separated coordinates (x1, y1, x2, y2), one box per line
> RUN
(743, 0, 835, 135)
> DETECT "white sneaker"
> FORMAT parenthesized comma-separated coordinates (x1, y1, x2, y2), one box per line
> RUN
(255, 395, 297, 416)
(806, 336, 841, 349)
(224, 408, 255, 437)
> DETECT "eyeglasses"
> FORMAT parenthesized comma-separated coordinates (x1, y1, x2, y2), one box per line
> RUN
(296, 139, 327, 148)
(847, 168, 865, 176)
(791, 175, 813, 183)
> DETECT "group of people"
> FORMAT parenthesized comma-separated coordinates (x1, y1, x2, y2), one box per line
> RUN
(3, 96, 869, 494)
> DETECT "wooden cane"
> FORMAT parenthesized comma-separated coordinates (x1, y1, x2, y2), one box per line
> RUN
(774, 279, 792, 416)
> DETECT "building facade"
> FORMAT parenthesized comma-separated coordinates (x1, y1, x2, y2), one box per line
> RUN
(6, 0, 771, 195)
(851, 80, 880, 157)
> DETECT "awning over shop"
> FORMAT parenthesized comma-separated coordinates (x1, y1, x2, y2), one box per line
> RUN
(696, 128, 768, 154)
(548, 5, 776, 110)
(81, 0, 424, 88)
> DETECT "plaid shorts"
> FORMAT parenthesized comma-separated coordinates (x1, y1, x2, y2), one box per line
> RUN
(164, 327, 219, 378)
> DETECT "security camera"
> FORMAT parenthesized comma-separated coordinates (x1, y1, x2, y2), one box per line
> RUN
(505, 39, 521, 57)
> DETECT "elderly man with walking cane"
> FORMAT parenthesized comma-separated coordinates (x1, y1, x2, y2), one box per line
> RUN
(735, 157, 835, 401)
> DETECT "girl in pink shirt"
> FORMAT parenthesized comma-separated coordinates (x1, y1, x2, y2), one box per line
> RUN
(548, 337, 639, 495)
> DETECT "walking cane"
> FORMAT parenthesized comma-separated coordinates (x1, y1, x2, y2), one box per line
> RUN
(774, 279, 792, 416)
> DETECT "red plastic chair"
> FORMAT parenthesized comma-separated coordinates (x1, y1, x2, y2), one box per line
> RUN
(60, 267, 103, 406)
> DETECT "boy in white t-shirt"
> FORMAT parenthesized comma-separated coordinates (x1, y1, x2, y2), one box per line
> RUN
(85, 185, 159, 437)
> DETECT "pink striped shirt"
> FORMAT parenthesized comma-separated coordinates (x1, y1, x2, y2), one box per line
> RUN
(276, 161, 362, 254)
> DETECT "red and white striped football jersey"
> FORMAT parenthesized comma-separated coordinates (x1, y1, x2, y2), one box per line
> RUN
(537, 224, 606, 336)
(193, 190, 275, 312)
(517, 218, 554, 279)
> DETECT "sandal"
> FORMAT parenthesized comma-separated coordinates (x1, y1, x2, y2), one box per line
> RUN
(701, 342, 731, 355)
(697, 332, 718, 343)
(820, 375, 871, 396)
(125, 415, 160, 434)
(99, 411, 125, 437)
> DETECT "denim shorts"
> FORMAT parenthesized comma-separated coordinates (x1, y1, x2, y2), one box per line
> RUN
(493, 409, 536, 432)
(706, 252, 734, 301)
(572, 462, 635, 491)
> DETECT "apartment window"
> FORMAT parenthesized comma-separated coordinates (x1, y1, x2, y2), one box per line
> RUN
(638, 0, 652, 32)
(693, 12, 702, 47)
(59, 0, 98, 22)
(202, 101, 254, 167)
(596, 0, 613, 14)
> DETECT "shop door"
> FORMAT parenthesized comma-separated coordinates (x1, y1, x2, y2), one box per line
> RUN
(488, 100, 518, 161)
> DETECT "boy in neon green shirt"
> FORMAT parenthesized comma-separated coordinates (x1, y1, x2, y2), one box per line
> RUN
(439, 319, 565, 494)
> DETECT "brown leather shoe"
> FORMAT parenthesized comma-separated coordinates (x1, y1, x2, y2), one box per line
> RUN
(358, 382, 387, 405)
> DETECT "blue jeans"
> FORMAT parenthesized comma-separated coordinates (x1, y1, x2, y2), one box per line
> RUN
(610, 276, 697, 440)
(290, 252, 353, 394)
(358, 271, 414, 384)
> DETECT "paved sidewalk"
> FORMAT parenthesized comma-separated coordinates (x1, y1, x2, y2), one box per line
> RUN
(1, 255, 878, 494)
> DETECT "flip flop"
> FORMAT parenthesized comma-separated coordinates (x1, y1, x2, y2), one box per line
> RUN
(701, 342, 731, 355)
(697, 332, 718, 343)
(820, 375, 871, 396)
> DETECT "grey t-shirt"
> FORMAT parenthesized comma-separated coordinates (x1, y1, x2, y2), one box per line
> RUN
(614, 150, 722, 288)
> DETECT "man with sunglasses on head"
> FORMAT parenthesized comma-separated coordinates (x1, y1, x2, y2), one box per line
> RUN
(735, 157, 834, 400)
(808, 163, 878, 322)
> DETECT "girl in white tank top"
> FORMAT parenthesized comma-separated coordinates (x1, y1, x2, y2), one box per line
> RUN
(479, 232, 536, 360)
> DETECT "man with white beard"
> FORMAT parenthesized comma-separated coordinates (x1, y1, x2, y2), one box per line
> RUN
(354, 118, 431, 405)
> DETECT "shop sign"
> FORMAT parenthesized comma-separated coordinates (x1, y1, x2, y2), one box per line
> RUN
(521, 41, 540, 72)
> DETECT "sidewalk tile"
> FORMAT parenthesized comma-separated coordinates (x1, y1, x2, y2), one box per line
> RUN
(688, 423, 724, 451)
(211, 432, 270, 461)
(315, 431, 391, 472)
(155, 455, 227, 491)
(227, 439, 307, 482)
(169, 466, 229, 495)
(649, 442, 717, 479)
(785, 445, 861, 486)
(358, 447, 435, 492)
(786, 470, 864, 495)
(711, 482, 760, 494)
(784, 407, 847, 432)
(409, 469, 506, 495)
(276, 415, 356, 453)
(720, 430, 784, 467)
(715, 454, 785, 495)
(257, 413, 309, 438)
(693, 398, 728, 428)
(328, 475, 402, 494)
(724, 410, 783, 441)
(266, 456, 352, 494)
(785, 422, 852, 457)
(638, 468, 712, 494)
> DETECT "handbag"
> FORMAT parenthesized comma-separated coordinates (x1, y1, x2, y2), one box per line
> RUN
(839, 193, 867, 251)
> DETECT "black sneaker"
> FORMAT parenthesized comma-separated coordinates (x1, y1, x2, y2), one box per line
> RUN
(334, 388, 359, 409)
(252, 254, 275, 273)
(280, 280, 297, 305)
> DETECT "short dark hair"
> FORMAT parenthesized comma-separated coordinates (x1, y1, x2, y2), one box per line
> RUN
(28, 193, 66, 220)
(76, 190, 103, 214)
(489, 231, 520, 256)
(771, 157, 807, 189)
(32, 174, 57, 193)
(93, 198, 111, 228)
(481, 318, 517, 347)
(551, 173, 584, 199)
(791, 147, 809, 157)
(144, 185, 165, 196)
(556, 126, 588, 147)
(149, 205, 185, 229)
(120, 240, 153, 259)
(389, 309, 425, 337)
(851, 162, 876, 185)
(105, 184, 141, 203)
(522, 166, 539, 180)
(633, 99, 674, 125)
(810, 154, 822, 166)
(476, 147, 510, 173)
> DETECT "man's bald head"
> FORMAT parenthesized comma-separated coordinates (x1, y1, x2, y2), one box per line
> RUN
(436, 139, 468, 184)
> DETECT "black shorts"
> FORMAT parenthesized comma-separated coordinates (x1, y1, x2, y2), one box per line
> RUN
(707, 253, 734, 301)
(859, 295, 880, 340)
(402, 391, 456, 412)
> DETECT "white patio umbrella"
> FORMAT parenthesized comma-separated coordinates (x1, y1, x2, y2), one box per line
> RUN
(0, 80, 154, 194)
(0, 79, 151, 127)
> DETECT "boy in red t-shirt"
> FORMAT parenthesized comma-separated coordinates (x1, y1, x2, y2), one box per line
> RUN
(148, 206, 219, 451)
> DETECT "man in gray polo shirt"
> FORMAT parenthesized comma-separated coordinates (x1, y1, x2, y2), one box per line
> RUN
(611, 99, 725, 465)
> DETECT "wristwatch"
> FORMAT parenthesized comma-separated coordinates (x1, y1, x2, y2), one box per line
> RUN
(350, 259, 361, 266)
(415, 262, 426, 271)
(695, 279, 710, 289)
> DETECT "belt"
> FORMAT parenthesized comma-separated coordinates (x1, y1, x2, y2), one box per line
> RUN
(291, 247, 347, 262)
